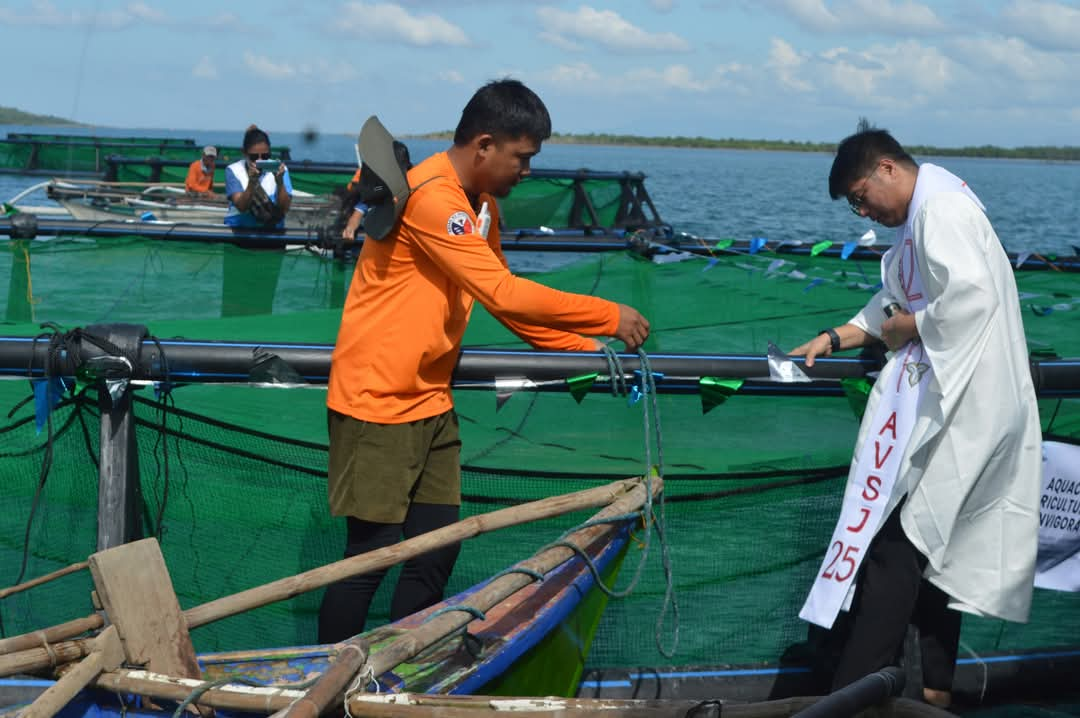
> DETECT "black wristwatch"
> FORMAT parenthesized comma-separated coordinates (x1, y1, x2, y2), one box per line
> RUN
(818, 328, 841, 353)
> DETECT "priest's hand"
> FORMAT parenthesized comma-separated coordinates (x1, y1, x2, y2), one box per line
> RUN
(789, 332, 834, 368)
(881, 312, 918, 350)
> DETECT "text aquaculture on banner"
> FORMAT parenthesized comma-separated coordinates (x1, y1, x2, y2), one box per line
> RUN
(1034, 440, 1080, 592)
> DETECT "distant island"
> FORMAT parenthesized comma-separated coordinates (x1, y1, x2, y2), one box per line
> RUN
(414, 131, 1080, 162)
(0, 106, 80, 126)
(3, 105, 1077, 161)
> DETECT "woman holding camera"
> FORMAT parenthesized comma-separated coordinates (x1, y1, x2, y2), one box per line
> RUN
(224, 125, 293, 229)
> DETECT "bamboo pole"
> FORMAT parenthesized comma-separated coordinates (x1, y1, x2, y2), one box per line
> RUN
(0, 561, 87, 600)
(93, 668, 300, 713)
(279, 638, 369, 718)
(0, 636, 94, 677)
(19, 626, 123, 718)
(184, 478, 643, 629)
(0, 479, 645, 675)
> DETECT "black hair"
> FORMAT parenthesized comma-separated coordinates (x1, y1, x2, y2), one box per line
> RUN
(453, 78, 552, 146)
(242, 125, 271, 151)
(828, 129, 917, 199)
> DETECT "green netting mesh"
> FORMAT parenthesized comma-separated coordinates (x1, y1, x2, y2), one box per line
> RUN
(6, 134, 197, 146)
(1, 239, 1078, 671)
(0, 142, 269, 174)
(0, 143, 34, 172)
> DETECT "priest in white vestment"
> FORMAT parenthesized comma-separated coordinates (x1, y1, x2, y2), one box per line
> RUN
(790, 129, 1041, 708)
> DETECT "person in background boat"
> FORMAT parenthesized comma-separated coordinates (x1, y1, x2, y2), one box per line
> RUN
(340, 166, 367, 241)
(789, 129, 1041, 708)
(184, 145, 218, 197)
(319, 78, 651, 643)
(224, 125, 293, 229)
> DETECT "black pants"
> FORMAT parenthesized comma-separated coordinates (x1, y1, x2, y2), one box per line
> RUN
(317, 502, 462, 644)
(830, 506, 963, 692)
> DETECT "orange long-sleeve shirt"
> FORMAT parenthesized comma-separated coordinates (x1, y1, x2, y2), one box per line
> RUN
(185, 160, 214, 193)
(327, 151, 620, 424)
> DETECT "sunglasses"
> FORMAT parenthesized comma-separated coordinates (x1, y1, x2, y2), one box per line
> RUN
(848, 165, 881, 215)
(248, 152, 272, 161)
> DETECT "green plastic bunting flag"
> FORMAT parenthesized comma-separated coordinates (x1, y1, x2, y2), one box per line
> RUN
(714, 238, 734, 250)
(567, 372, 598, 404)
(840, 377, 873, 419)
(810, 240, 833, 256)
(699, 377, 743, 414)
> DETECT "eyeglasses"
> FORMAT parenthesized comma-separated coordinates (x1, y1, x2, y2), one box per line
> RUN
(848, 165, 881, 215)
(248, 152, 272, 161)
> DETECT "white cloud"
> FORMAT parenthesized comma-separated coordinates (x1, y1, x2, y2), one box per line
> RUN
(1000, 0, 1080, 52)
(626, 64, 709, 92)
(437, 69, 465, 83)
(816, 40, 953, 106)
(538, 30, 586, 53)
(239, 53, 357, 84)
(536, 6, 691, 53)
(336, 2, 470, 46)
(763, 0, 944, 35)
(192, 55, 218, 80)
(0, 2, 245, 31)
(243, 53, 297, 80)
(0, 0, 94, 26)
(767, 38, 814, 92)
(126, 2, 168, 23)
(545, 62, 604, 86)
(846, 0, 943, 33)
(541, 60, 747, 96)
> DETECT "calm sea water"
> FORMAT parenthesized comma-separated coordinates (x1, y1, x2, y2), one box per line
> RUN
(2, 123, 1078, 255)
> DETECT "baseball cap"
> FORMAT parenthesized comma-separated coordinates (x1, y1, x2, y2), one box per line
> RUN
(202, 145, 217, 157)
(357, 116, 411, 241)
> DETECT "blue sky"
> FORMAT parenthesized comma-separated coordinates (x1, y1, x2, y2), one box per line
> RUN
(2, 0, 1079, 147)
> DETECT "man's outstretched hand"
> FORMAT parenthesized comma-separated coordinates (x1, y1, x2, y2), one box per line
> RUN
(614, 304, 650, 351)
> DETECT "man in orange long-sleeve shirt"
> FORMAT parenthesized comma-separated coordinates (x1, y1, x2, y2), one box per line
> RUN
(318, 79, 650, 642)
(184, 146, 217, 196)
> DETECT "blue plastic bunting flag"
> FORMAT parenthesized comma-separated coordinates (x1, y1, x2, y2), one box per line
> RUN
(803, 277, 825, 292)
(32, 377, 68, 433)
(841, 240, 857, 260)
(629, 369, 664, 406)
(749, 237, 767, 254)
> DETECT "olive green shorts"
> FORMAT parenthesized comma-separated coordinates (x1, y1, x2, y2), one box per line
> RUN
(326, 409, 461, 523)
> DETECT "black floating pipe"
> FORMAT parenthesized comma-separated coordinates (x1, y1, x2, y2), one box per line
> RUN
(2, 334, 1079, 398)
(792, 666, 905, 718)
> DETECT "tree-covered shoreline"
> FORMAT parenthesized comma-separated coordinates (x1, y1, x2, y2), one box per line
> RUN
(3, 105, 1076, 162)
(414, 130, 1080, 162)
(0, 106, 79, 126)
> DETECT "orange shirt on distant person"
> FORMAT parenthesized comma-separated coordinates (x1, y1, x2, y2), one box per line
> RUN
(185, 160, 214, 193)
(327, 151, 620, 424)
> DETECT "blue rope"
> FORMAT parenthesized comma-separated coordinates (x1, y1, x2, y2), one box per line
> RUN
(574, 345, 678, 658)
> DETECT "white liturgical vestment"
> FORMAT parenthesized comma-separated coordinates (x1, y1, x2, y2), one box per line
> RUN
(844, 164, 1041, 623)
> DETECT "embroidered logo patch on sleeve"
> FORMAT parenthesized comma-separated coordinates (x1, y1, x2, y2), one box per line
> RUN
(447, 211, 474, 236)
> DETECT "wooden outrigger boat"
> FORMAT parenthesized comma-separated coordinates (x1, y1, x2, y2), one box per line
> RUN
(42, 180, 336, 230)
(0, 477, 663, 717)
